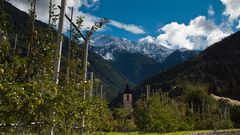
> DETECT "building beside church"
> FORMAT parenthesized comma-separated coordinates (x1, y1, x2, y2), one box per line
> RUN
(123, 83, 132, 109)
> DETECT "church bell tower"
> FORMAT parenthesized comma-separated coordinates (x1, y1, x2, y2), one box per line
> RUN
(123, 83, 132, 109)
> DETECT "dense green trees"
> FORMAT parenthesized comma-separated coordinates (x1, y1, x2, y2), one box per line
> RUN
(180, 83, 233, 130)
(112, 108, 135, 132)
(134, 93, 189, 133)
(0, 0, 111, 134)
(134, 82, 234, 133)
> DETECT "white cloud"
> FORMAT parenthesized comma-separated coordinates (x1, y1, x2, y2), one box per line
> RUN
(110, 20, 145, 34)
(81, 0, 100, 8)
(140, 16, 231, 50)
(220, 0, 240, 21)
(208, 5, 215, 16)
(8, 0, 93, 22)
(8, 0, 100, 30)
(8, 0, 145, 35)
(139, 36, 156, 43)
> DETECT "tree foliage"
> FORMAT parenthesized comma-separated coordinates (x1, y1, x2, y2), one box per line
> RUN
(134, 93, 189, 133)
(0, 1, 111, 134)
(134, 83, 234, 133)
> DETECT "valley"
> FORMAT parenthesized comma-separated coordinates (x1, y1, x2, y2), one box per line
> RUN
(1, 0, 240, 135)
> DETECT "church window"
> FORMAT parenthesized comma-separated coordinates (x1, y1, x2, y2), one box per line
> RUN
(127, 95, 130, 100)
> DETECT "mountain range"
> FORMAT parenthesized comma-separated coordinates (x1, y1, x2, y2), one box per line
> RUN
(92, 35, 173, 62)
(91, 35, 199, 84)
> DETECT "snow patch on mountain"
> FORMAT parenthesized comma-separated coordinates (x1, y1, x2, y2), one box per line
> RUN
(102, 52, 114, 60)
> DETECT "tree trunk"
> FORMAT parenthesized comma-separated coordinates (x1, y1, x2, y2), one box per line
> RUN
(66, 7, 74, 84)
(13, 34, 18, 55)
(27, 0, 36, 81)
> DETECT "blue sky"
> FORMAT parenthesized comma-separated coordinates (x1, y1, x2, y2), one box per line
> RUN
(9, 0, 240, 50)
(78, 0, 240, 49)
(83, 0, 225, 39)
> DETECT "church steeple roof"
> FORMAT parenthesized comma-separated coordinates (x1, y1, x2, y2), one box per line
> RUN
(123, 83, 131, 94)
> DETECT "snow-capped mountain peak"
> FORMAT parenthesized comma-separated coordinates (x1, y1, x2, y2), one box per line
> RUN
(91, 35, 174, 62)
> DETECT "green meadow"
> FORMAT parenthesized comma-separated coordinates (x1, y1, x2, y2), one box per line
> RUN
(101, 129, 240, 135)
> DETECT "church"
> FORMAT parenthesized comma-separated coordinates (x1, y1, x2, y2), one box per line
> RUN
(122, 83, 132, 109)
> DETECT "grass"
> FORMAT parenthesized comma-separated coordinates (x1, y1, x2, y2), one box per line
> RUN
(103, 129, 240, 135)
(104, 131, 205, 135)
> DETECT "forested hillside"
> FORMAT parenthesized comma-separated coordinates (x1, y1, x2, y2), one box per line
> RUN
(108, 51, 162, 84)
(135, 30, 240, 101)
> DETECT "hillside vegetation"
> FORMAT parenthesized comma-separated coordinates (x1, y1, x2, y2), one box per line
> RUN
(135, 30, 240, 101)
